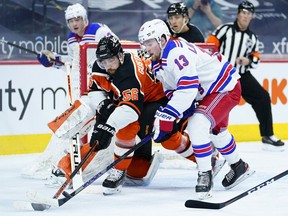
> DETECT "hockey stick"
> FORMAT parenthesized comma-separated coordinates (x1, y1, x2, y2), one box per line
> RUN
(69, 133, 84, 188)
(14, 141, 97, 211)
(52, 141, 97, 200)
(22, 134, 153, 211)
(185, 169, 288, 209)
(0, 38, 64, 65)
(65, 62, 73, 105)
(63, 62, 85, 188)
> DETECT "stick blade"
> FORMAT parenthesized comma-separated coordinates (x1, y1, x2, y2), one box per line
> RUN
(13, 200, 51, 211)
(26, 190, 59, 207)
(185, 200, 224, 209)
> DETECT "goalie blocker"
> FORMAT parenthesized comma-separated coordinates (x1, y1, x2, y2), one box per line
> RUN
(48, 99, 95, 139)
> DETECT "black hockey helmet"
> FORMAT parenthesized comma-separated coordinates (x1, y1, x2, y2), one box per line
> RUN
(96, 35, 123, 61)
(167, 2, 189, 17)
(238, 1, 255, 14)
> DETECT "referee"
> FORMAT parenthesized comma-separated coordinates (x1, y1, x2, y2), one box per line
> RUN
(206, 1, 284, 150)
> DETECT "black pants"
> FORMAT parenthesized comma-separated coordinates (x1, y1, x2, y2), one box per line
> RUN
(240, 72, 273, 136)
(134, 97, 168, 160)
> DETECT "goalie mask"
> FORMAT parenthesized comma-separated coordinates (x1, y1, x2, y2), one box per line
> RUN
(65, 3, 88, 27)
(138, 19, 171, 45)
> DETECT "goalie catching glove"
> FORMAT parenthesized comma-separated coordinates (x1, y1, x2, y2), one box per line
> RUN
(153, 106, 178, 143)
(90, 123, 116, 151)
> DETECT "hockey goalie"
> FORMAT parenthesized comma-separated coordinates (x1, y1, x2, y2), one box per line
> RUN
(20, 3, 163, 188)
(21, 85, 164, 188)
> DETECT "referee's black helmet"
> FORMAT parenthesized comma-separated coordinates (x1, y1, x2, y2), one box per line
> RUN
(238, 1, 255, 14)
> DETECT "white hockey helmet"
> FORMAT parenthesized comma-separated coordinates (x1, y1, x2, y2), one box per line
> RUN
(65, 3, 88, 26)
(138, 19, 171, 45)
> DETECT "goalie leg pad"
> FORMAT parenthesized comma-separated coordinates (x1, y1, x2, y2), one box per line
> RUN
(126, 155, 151, 179)
(125, 151, 164, 186)
(57, 143, 97, 179)
(48, 99, 93, 139)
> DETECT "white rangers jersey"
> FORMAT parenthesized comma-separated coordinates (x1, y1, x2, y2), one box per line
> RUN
(151, 38, 240, 118)
(66, 23, 117, 62)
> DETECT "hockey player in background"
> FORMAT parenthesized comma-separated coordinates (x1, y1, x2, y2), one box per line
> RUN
(37, 3, 117, 68)
(138, 19, 253, 200)
(165, 2, 204, 43)
(206, 1, 285, 150)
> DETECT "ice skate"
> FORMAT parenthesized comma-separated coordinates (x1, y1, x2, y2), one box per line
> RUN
(45, 167, 72, 189)
(222, 159, 255, 190)
(262, 136, 285, 152)
(195, 170, 213, 200)
(103, 168, 126, 195)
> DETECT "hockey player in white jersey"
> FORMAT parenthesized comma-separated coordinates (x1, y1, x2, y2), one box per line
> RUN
(37, 3, 117, 69)
(138, 19, 253, 200)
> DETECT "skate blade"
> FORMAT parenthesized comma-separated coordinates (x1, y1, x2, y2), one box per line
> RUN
(103, 185, 122, 196)
(262, 144, 285, 152)
(197, 190, 212, 200)
(212, 159, 226, 179)
(224, 169, 255, 190)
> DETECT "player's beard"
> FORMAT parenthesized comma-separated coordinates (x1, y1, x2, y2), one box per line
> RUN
(107, 69, 117, 76)
(151, 53, 160, 61)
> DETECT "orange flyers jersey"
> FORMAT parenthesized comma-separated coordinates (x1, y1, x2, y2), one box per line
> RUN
(89, 52, 165, 117)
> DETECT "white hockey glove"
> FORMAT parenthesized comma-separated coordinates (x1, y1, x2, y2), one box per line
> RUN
(153, 106, 178, 143)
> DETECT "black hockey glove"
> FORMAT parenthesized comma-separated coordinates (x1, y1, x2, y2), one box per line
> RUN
(96, 99, 116, 123)
(90, 123, 116, 151)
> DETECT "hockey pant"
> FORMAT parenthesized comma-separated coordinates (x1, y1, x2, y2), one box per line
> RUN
(126, 98, 167, 179)
(187, 82, 241, 171)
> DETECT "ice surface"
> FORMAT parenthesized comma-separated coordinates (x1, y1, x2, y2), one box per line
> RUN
(1, 141, 288, 216)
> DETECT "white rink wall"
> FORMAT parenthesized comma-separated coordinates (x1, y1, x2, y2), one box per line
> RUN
(0, 60, 287, 154)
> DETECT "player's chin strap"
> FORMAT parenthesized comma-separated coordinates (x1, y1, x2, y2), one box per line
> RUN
(170, 17, 189, 34)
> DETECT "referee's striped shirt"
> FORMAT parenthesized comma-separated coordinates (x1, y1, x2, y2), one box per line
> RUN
(207, 21, 260, 74)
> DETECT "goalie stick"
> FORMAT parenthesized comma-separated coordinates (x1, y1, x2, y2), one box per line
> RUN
(0, 38, 64, 65)
(15, 134, 153, 211)
(185, 169, 288, 209)
(69, 133, 84, 188)
(52, 140, 97, 199)
(64, 62, 84, 188)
